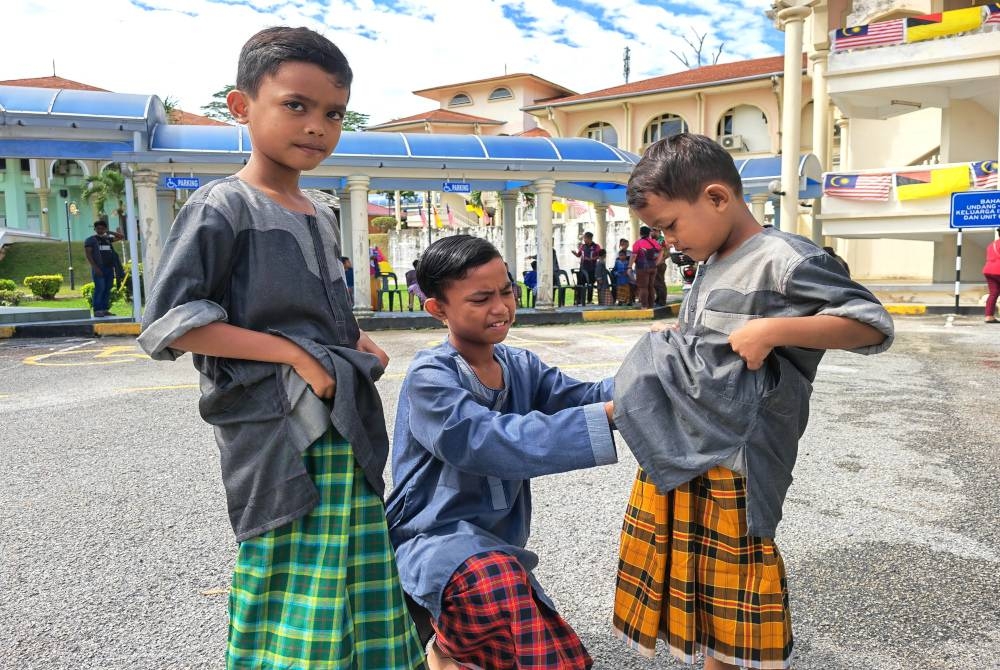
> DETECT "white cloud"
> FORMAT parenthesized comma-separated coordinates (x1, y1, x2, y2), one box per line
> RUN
(2, 0, 783, 125)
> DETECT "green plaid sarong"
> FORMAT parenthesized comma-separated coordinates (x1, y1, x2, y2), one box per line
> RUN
(227, 429, 425, 669)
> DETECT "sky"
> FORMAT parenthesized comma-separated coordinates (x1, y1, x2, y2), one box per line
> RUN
(3, 0, 784, 126)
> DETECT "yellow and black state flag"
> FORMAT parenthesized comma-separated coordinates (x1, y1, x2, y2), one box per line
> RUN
(906, 7, 982, 42)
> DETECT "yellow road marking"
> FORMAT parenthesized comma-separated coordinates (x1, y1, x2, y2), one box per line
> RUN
(24, 343, 145, 367)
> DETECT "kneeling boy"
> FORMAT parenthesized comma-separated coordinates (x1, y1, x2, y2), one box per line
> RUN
(386, 235, 616, 670)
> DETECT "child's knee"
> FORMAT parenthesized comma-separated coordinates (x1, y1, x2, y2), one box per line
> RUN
(447, 551, 532, 604)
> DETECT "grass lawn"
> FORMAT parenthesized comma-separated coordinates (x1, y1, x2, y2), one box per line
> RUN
(26, 296, 134, 317)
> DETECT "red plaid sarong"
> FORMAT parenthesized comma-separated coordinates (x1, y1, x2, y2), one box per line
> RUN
(432, 551, 592, 669)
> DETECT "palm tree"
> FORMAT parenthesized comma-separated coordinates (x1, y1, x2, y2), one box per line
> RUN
(83, 166, 127, 229)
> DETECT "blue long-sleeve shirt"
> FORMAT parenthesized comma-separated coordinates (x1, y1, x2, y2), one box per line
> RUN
(386, 341, 616, 619)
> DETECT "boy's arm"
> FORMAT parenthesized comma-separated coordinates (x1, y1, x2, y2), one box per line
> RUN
(728, 252, 893, 370)
(728, 315, 884, 370)
(407, 360, 616, 480)
(171, 323, 335, 398)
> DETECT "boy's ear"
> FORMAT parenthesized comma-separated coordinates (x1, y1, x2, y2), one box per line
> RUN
(227, 89, 251, 124)
(423, 297, 447, 323)
(704, 183, 733, 211)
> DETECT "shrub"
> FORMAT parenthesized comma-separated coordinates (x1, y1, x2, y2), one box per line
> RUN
(23, 274, 63, 300)
(0, 289, 21, 306)
(121, 261, 143, 303)
(369, 216, 397, 233)
(82, 281, 124, 308)
(0, 279, 16, 291)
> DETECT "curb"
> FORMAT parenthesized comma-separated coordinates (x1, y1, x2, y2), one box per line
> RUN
(0, 326, 14, 339)
(93, 323, 142, 337)
(884, 304, 928, 316)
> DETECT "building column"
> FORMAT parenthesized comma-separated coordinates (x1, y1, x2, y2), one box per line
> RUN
(810, 48, 831, 244)
(134, 170, 162, 280)
(835, 116, 850, 169)
(629, 213, 640, 242)
(500, 191, 519, 278)
(533, 179, 556, 311)
(36, 188, 51, 236)
(347, 175, 373, 317)
(337, 188, 353, 265)
(775, 2, 813, 239)
(594, 203, 609, 251)
(750, 194, 769, 224)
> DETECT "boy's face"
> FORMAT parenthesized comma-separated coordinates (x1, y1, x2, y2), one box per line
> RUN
(228, 61, 349, 174)
(94, 224, 109, 236)
(425, 257, 516, 349)
(632, 184, 737, 262)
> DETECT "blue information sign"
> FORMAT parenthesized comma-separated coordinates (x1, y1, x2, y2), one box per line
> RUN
(164, 176, 201, 190)
(442, 182, 471, 193)
(950, 191, 1000, 229)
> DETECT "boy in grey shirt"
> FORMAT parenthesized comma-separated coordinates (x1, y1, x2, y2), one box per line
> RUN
(611, 134, 893, 670)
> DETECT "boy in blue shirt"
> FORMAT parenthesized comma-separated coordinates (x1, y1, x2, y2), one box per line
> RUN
(386, 235, 616, 670)
(138, 27, 423, 669)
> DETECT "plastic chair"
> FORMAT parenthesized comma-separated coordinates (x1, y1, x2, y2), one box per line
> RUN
(553, 270, 571, 307)
(571, 268, 597, 306)
(377, 272, 400, 311)
(521, 272, 536, 308)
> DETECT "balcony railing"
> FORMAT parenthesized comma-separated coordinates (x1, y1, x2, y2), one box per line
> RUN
(831, 4, 1000, 54)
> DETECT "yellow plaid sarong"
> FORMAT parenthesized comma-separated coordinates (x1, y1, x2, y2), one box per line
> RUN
(613, 466, 792, 669)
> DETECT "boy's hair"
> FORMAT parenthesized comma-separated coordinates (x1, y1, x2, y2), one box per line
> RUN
(583, 232, 593, 239)
(416, 235, 502, 300)
(93, 221, 108, 230)
(627, 133, 743, 208)
(237, 26, 353, 98)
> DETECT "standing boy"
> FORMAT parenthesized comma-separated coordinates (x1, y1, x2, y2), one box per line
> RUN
(611, 134, 894, 670)
(138, 27, 423, 669)
(571, 231, 602, 303)
(386, 235, 617, 670)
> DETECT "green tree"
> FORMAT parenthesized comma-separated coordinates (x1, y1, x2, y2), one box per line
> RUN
(344, 110, 369, 131)
(202, 84, 236, 123)
(161, 95, 180, 123)
(83, 166, 126, 229)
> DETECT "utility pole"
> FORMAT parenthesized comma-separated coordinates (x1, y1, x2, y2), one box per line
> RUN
(623, 46, 631, 83)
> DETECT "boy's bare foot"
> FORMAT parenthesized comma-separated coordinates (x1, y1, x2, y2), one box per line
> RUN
(425, 637, 464, 670)
(703, 655, 739, 670)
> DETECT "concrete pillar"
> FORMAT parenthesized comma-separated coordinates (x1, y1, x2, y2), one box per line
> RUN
(809, 48, 831, 244)
(776, 3, 812, 238)
(533, 179, 556, 311)
(134, 170, 162, 280)
(338, 188, 353, 265)
(836, 116, 850, 169)
(36, 188, 51, 236)
(500, 191, 519, 278)
(629, 213, 640, 242)
(347, 175, 373, 317)
(594, 204, 608, 251)
(750, 194, 769, 224)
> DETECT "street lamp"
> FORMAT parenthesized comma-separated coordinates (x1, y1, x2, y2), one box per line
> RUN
(60, 190, 79, 289)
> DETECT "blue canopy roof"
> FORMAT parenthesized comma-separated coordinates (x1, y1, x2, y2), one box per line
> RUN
(736, 153, 822, 199)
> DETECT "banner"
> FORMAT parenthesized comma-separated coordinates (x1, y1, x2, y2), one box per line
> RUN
(895, 165, 970, 201)
(906, 7, 982, 42)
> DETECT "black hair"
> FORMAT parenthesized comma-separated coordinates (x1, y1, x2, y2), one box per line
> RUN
(412, 259, 419, 268)
(93, 220, 108, 229)
(416, 234, 502, 300)
(627, 133, 743, 208)
(583, 231, 593, 238)
(619, 238, 629, 246)
(237, 26, 353, 98)
(597, 248, 607, 257)
(639, 225, 651, 238)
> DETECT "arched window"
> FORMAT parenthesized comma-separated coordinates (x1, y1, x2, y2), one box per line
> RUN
(582, 121, 618, 147)
(642, 113, 688, 146)
(715, 105, 769, 152)
(488, 87, 513, 101)
(448, 93, 472, 107)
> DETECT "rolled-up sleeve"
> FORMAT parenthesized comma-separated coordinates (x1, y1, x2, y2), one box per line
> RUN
(784, 254, 894, 355)
(138, 201, 234, 360)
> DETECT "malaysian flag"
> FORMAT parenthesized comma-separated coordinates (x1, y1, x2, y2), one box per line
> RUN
(984, 4, 1000, 26)
(972, 160, 998, 189)
(823, 173, 893, 201)
(833, 19, 905, 50)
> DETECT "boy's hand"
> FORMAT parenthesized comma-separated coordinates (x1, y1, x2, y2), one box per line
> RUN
(728, 319, 775, 370)
(292, 351, 336, 399)
(357, 330, 390, 370)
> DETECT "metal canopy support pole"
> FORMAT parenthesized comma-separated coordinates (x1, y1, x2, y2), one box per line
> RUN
(123, 170, 142, 322)
(533, 179, 556, 311)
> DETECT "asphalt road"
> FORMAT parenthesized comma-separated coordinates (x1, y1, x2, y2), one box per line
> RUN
(1, 316, 998, 669)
